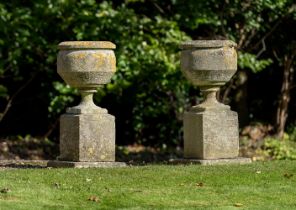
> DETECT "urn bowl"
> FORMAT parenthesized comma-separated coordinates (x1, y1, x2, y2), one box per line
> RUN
(57, 41, 116, 89)
(180, 40, 237, 87)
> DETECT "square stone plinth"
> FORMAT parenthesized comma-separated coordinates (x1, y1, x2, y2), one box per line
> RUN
(58, 113, 115, 162)
(184, 108, 239, 159)
(170, 157, 251, 165)
(47, 160, 127, 168)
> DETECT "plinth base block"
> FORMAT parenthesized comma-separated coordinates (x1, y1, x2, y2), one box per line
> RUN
(59, 113, 115, 162)
(47, 160, 127, 168)
(184, 108, 239, 159)
(170, 157, 252, 165)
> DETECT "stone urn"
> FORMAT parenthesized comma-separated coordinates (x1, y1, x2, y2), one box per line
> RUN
(48, 41, 126, 168)
(180, 40, 237, 111)
(57, 41, 116, 114)
(179, 40, 251, 164)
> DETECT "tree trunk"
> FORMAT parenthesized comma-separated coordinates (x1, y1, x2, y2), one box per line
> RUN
(276, 52, 296, 139)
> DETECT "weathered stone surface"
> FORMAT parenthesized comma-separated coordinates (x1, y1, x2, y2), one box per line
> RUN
(184, 108, 239, 159)
(170, 157, 251, 165)
(57, 41, 116, 114)
(180, 40, 248, 163)
(57, 45, 116, 89)
(180, 40, 237, 87)
(57, 49, 116, 88)
(50, 41, 121, 167)
(47, 160, 126, 168)
(58, 113, 115, 162)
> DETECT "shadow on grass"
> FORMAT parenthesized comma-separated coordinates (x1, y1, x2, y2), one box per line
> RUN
(0, 137, 183, 166)
(0, 160, 48, 169)
(116, 145, 183, 165)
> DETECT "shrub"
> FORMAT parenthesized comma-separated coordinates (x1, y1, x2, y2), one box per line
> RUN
(261, 138, 296, 160)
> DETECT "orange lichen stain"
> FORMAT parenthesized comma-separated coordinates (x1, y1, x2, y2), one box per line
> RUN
(92, 53, 105, 68)
(71, 52, 87, 59)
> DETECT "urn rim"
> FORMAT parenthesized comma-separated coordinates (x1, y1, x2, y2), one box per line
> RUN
(180, 40, 237, 49)
(58, 41, 116, 50)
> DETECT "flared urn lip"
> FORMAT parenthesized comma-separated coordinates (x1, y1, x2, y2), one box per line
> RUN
(58, 41, 116, 50)
(180, 40, 237, 50)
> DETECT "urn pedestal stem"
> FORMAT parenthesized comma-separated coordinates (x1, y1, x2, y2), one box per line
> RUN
(191, 87, 228, 112)
(77, 90, 96, 110)
(200, 87, 219, 104)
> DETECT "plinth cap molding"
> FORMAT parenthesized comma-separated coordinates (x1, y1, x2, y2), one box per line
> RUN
(58, 41, 116, 50)
(180, 40, 237, 49)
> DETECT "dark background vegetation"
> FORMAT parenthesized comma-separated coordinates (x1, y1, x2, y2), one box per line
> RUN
(0, 0, 296, 159)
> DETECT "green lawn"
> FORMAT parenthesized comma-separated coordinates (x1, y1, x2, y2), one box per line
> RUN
(0, 161, 295, 209)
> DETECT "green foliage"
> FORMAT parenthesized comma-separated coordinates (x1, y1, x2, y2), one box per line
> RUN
(238, 53, 273, 73)
(0, 0, 189, 145)
(48, 82, 78, 118)
(0, 85, 7, 98)
(171, 0, 294, 72)
(0, 0, 296, 147)
(262, 138, 296, 160)
(285, 126, 296, 142)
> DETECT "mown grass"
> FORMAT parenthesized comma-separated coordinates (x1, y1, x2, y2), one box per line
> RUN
(0, 161, 296, 209)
